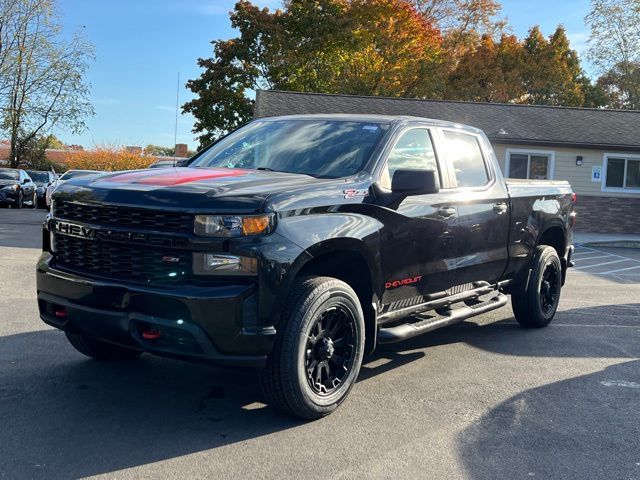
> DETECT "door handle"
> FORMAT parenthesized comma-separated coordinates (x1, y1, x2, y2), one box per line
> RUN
(493, 202, 508, 214)
(437, 206, 456, 218)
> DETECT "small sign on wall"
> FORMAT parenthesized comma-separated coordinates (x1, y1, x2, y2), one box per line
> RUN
(591, 165, 602, 182)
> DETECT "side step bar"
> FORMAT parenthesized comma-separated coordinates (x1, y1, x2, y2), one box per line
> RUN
(378, 293, 508, 344)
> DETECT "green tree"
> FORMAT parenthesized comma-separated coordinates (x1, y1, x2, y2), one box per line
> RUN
(446, 33, 525, 102)
(521, 26, 589, 106)
(0, 0, 94, 167)
(586, 0, 640, 109)
(184, 0, 442, 146)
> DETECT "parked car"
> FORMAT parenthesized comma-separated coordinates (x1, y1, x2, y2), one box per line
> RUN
(45, 170, 100, 208)
(26, 170, 58, 209)
(0, 168, 37, 208)
(38, 115, 575, 419)
(148, 158, 188, 168)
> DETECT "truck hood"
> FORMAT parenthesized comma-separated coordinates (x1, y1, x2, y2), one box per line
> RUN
(52, 167, 325, 213)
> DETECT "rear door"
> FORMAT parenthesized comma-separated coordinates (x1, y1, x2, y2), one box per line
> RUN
(374, 127, 458, 311)
(441, 129, 509, 286)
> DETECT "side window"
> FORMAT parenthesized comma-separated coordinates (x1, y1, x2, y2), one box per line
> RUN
(381, 128, 438, 189)
(444, 131, 489, 188)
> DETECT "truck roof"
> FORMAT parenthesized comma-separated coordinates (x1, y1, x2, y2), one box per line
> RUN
(257, 113, 484, 135)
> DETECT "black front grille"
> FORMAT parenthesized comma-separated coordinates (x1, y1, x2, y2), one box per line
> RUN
(53, 201, 193, 232)
(53, 234, 192, 284)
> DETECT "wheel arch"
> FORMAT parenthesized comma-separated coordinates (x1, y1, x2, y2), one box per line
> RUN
(272, 238, 381, 355)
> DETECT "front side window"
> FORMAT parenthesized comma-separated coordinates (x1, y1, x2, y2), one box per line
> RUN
(507, 152, 551, 180)
(444, 131, 489, 188)
(380, 128, 438, 189)
(605, 156, 640, 190)
(190, 119, 388, 179)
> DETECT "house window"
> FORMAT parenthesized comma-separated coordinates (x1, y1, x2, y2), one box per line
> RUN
(604, 155, 640, 190)
(506, 150, 554, 180)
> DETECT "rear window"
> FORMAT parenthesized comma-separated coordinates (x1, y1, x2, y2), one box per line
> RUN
(444, 131, 489, 188)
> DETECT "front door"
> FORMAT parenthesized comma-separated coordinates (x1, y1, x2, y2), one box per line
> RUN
(374, 127, 458, 312)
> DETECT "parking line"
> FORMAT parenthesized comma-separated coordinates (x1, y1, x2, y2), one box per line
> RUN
(598, 265, 640, 275)
(576, 247, 640, 263)
(574, 259, 627, 270)
(575, 254, 614, 262)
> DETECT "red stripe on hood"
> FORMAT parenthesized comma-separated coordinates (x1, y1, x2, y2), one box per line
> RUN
(104, 168, 247, 186)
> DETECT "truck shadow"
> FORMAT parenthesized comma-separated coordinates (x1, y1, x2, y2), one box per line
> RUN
(455, 359, 640, 479)
(1, 303, 637, 478)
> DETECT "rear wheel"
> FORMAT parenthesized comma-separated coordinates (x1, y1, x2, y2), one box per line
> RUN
(31, 192, 37, 208)
(260, 276, 365, 420)
(512, 245, 562, 328)
(65, 331, 143, 361)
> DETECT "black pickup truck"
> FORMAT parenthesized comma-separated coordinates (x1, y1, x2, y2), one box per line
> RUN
(37, 114, 575, 419)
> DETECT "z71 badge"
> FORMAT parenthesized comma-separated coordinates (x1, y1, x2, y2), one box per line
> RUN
(343, 189, 368, 199)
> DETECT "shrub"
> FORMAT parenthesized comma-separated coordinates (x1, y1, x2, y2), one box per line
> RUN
(63, 146, 155, 172)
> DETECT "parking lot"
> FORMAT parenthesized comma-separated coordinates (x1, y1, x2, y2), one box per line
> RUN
(1, 208, 639, 480)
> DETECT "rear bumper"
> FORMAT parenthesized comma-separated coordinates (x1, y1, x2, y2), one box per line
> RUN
(37, 253, 274, 369)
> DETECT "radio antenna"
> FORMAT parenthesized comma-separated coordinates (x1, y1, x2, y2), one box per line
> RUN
(173, 72, 180, 167)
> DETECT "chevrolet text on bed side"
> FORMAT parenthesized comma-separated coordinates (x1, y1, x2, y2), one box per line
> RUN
(37, 114, 575, 419)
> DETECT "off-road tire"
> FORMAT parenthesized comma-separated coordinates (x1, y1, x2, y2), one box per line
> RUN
(260, 276, 365, 420)
(65, 331, 143, 361)
(512, 245, 562, 328)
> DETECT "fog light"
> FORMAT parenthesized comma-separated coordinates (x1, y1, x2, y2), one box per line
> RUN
(193, 253, 257, 276)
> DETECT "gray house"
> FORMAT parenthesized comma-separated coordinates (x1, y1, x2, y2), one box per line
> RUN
(254, 90, 640, 234)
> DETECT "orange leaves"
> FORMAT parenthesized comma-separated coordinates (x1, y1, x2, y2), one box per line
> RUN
(63, 147, 155, 172)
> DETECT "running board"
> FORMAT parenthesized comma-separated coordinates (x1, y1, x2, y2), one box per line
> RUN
(377, 293, 508, 344)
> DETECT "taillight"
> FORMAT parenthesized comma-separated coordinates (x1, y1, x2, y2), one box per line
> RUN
(571, 193, 577, 203)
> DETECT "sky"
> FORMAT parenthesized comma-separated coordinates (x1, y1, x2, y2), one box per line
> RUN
(55, 0, 594, 150)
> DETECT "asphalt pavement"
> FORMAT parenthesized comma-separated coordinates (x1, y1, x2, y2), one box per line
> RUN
(1, 208, 639, 479)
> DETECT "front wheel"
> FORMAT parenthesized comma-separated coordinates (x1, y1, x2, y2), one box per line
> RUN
(260, 276, 365, 420)
(11, 191, 23, 209)
(512, 245, 563, 328)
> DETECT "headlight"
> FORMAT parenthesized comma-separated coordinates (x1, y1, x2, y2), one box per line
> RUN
(194, 214, 274, 237)
(1, 184, 18, 191)
(193, 253, 258, 275)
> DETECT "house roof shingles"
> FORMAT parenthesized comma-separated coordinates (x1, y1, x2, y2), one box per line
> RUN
(255, 90, 640, 151)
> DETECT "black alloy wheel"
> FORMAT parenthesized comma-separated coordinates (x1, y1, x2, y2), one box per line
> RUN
(305, 305, 356, 397)
(539, 262, 560, 316)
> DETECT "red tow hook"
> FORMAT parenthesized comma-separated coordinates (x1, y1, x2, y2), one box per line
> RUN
(141, 328, 162, 340)
(54, 307, 68, 318)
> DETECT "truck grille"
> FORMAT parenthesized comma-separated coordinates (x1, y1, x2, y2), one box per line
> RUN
(53, 201, 193, 232)
(53, 234, 192, 285)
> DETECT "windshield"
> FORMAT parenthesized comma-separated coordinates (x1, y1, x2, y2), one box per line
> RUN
(190, 119, 388, 178)
(0, 169, 19, 180)
(26, 171, 49, 184)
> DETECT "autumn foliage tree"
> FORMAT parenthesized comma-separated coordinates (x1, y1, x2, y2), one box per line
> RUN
(184, 0, 442, 146)
(446, 26, 599, 106)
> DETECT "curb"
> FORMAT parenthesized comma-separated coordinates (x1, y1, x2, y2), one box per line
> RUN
(583, 241, 640, 249)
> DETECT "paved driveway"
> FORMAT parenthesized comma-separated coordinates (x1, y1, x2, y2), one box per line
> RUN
(1, 209, 639, 479)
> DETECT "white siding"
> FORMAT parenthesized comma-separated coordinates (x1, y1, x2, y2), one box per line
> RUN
(491, 142, 640, 198)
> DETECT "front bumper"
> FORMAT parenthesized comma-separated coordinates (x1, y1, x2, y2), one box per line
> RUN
(0, 189, 18, 204)
(37, 253, 275, 369)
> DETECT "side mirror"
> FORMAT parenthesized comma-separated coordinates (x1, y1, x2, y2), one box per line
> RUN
(22, 178, 29, 185)
(391, 169, 439, 195)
